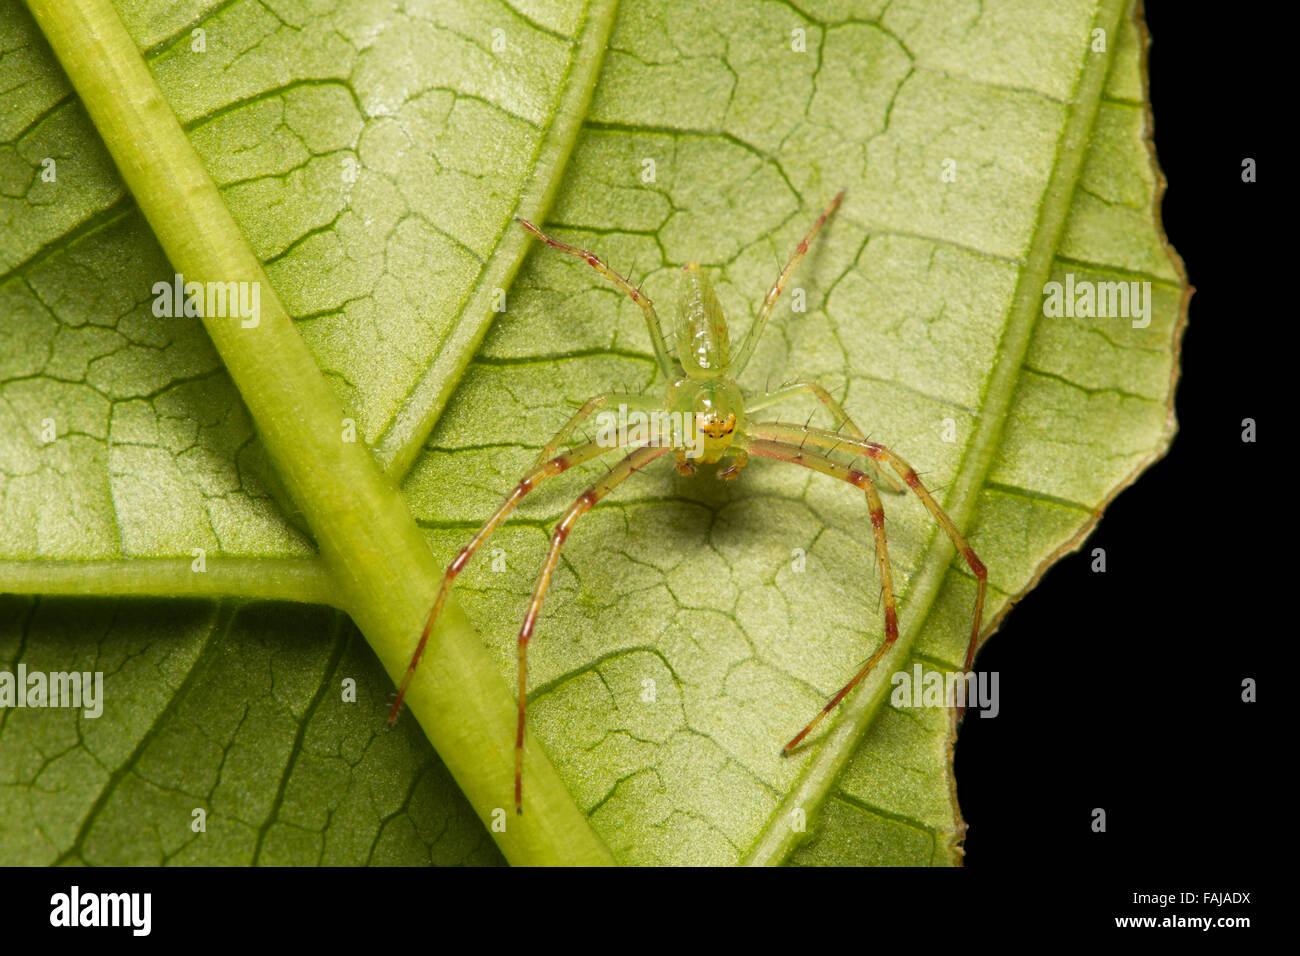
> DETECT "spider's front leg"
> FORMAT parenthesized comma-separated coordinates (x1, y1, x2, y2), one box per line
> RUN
(745, 439, 899, 751)
(513, 442, 674, 811)
(747, 422, 988, 748)
(388, 434, 625, 725)
(751, 421, 987, 675)
(745, 381, 906, 493)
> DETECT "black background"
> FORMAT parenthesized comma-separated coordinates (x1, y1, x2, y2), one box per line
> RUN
(955, 0, 1268, 899)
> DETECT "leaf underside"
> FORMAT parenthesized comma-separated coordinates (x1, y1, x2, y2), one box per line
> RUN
(0, 0, 1185, 865)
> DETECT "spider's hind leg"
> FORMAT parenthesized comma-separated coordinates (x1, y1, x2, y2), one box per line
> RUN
(516, 217, 678, 379)
(535, 392, 658, 469)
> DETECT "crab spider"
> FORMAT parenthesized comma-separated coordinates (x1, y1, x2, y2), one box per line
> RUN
(389, 192, 987, 813)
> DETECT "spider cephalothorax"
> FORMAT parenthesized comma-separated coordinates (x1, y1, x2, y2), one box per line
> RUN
(390, 193, 988, 813)
(666, 373, 745, 468)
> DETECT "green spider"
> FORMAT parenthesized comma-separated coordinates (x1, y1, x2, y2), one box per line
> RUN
(389, 193, 987, 812)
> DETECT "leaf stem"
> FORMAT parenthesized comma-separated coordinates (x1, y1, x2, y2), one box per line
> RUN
(24, 0, 613, 865)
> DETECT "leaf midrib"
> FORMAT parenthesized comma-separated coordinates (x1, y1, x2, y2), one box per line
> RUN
(21, 0, 616, 865)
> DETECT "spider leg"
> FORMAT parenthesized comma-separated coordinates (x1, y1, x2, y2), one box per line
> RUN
(745, 439, 899, 752)
(533, 392, 661, 469)
(388, 435, 628, 725)
(749, 421, 988, 712)
(744, 380, 906, 493)
(732, 191, 844, 374)
(516, 218, 680, 379)
(514, 442, 674, 812)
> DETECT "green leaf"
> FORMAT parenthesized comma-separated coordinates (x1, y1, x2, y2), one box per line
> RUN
(0, 596, 501, 864)
(1, 0, 1184, 865)
(3, 0, 617, 865)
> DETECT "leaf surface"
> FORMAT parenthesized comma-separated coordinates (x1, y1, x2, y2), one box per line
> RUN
(0, 0, 1184, 865)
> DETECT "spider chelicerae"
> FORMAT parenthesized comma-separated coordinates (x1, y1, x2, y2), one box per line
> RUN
(389, 192, 988, 812)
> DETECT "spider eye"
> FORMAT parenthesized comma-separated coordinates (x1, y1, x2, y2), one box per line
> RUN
(697, 413, 736, 440)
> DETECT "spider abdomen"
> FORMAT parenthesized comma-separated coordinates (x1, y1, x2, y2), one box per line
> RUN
(676, 262, 731, 377)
